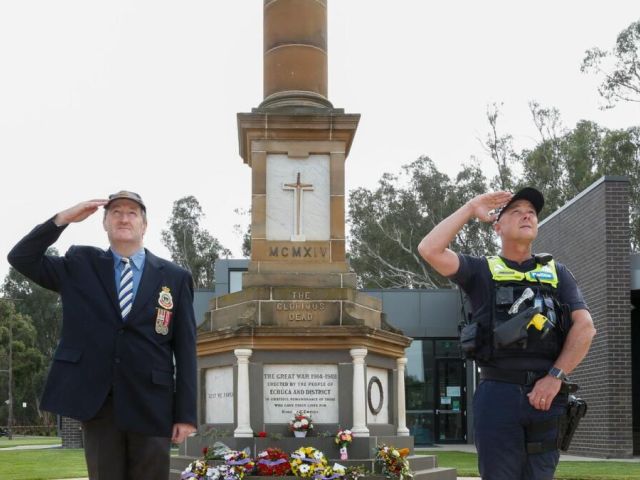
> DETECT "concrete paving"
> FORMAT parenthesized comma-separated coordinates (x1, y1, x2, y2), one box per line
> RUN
(0, 443, 60, 451)
(425, 443, 640, 463)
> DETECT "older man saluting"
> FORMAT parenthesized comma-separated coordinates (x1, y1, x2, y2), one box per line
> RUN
(8, 191, 197, 480)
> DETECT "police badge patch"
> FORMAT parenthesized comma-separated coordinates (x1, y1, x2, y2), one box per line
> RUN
(158, 286, 173, 310)
(155, 308, 172, 335)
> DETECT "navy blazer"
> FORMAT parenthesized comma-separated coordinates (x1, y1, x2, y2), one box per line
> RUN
(7, 218, 197, 437)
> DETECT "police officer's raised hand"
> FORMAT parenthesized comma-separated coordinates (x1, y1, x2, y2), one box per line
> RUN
(527, 375, 562, 411)
(468, 191, 513, 223)
(468, 191, 514, 222)
(54, 200, 109, 227)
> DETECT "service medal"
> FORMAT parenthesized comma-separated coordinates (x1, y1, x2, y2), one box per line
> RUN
(155, 308, 172, 335)
(158, 286, 173, 310)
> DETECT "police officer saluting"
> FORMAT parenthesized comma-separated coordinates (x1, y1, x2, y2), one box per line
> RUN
(418, 188, 595, 480)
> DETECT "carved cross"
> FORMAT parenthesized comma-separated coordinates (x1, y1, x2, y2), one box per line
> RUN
(282, 172, 314, 240)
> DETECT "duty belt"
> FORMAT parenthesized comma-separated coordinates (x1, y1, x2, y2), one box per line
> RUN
(479, 367, 546, 385)
(480, 367, 579, 394)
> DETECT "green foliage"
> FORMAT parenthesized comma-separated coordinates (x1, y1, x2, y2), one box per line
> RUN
(161, 196, 231, 288)
(485, 102, 518, 191)
(348, 157, 497, 289)
(348, 102, 640, 288)
(233, 207, 251, 258)
(1, 248, 62, 359)
(1, 248, 62, 428)
(582, 19, 640, 108)
(0, 301, 47, 428)
(518, 105, 640, 250)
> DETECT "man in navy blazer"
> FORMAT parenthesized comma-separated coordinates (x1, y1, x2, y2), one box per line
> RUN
(8, 191, 197, 479)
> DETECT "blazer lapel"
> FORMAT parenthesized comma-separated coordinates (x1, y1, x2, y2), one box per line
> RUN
(128, 249, 163, 319)
(93, 250, 121, 317)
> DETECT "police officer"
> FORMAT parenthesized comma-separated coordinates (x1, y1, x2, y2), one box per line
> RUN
(418, 188, 595, 480)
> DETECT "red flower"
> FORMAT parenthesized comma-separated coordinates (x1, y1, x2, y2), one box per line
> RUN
(258, 431, 267, 438)
(256, 448, 291, 476)
(202, 446, 208, 456)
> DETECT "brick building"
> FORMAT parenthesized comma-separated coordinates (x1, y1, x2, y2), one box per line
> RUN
(535, 176, 635, 458)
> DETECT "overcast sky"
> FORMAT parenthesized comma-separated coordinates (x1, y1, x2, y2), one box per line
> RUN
(1, 1, 638, 282)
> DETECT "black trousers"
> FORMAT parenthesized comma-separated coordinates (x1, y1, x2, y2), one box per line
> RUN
(82, 395, 171, 480)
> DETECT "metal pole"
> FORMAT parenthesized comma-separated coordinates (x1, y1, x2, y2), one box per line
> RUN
(0, 299, 16, 440)
(7, 316, 12, 441)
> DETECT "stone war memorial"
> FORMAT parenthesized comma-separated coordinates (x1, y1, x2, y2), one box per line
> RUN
(171, 1, 456, 479)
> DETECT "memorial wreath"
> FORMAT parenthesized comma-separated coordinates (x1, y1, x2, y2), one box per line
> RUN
(224, 449, 255, 478)
(289, 446, 327, 478)
(255, 447, 292, 476)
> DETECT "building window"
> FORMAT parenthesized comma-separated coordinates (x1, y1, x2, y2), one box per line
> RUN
(229, 270, 244, 294)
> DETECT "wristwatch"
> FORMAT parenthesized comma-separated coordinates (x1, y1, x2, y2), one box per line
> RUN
(548, 366, 566, 381)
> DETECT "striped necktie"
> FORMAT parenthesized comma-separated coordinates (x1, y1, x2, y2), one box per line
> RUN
(119, 258, 134, 320)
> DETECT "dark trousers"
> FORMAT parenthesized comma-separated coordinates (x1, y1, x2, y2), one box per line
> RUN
(82, 395, 171, 480)
(474, 380, 566, 480)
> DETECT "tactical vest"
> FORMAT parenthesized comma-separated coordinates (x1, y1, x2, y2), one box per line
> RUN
(461, 256, 567, 363)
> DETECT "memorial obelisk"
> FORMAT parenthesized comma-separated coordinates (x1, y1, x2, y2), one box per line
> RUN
(198, 0, 412, 441)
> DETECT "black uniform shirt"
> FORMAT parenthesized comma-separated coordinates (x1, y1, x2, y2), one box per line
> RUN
(450, 253, 589, 370)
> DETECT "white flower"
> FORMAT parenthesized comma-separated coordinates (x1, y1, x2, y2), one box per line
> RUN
(301, 418, 308, 426)
(299, 464, 310, 474)
(313, 450, 324, 460)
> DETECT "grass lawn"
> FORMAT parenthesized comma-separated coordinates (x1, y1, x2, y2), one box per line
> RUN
(420, 450, 479, 476)
(421, 450, 640, 479)
(0, 436, 62, 449)
(0, 449, 87, 480)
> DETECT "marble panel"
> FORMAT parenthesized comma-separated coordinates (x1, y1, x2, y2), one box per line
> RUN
(266, 154, 330, 241)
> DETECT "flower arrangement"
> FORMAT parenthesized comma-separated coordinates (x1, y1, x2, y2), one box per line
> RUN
(223, 449, 255, 478)
(289, 410, 314, 434)
(289, 446, 328, 478)
(181, 460, 241, 480)
(343, 465, 367, 480)
(181, 459, 211, 480)
(334, 429, 353, 460)
(334, 429, 353, 447)
(315, 463, 346, 480)
(212, 465, 243, 480)
(203, 441, 235, 461)
(255, 448, 291, 476)
(375, 444, 413, 479)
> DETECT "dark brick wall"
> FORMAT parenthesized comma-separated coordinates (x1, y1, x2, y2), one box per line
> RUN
(535, 176, 632, 458)
(60, 416, 83, 449)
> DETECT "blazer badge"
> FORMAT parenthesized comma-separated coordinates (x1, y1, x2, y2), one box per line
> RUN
(155, 308, 172, 335)
(158, 286, 174, 310)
